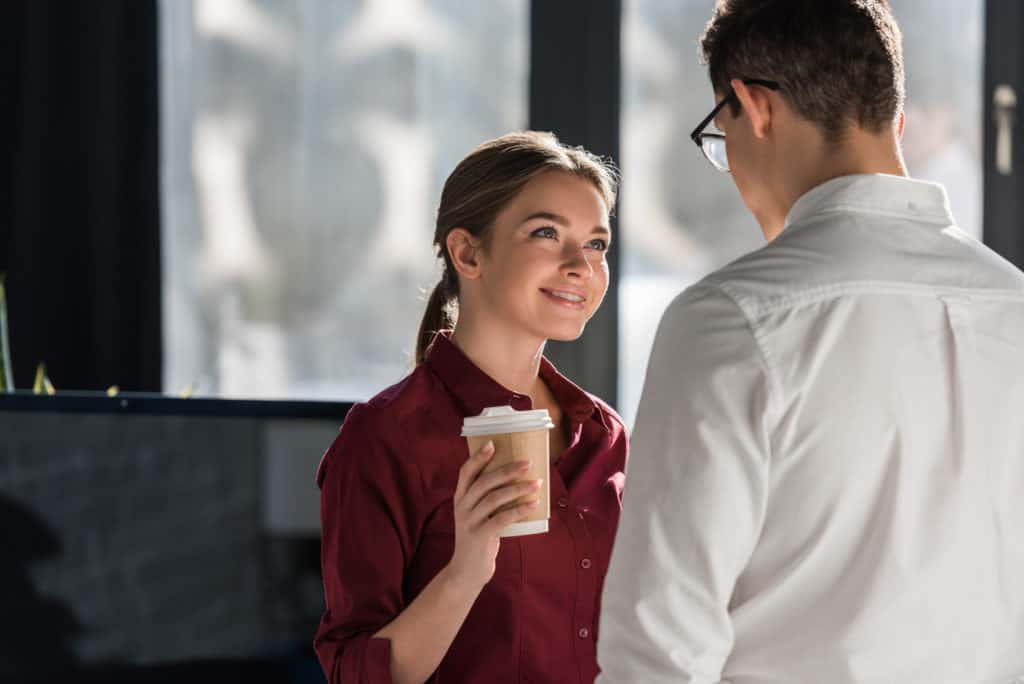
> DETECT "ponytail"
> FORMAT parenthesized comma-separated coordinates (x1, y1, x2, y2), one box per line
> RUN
(415, 279, 455, 365)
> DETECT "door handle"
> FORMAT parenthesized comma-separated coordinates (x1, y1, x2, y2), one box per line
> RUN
(994, 84, 1017, 176)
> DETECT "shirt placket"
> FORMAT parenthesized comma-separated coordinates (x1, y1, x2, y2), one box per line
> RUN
(550, 420, 597, 683)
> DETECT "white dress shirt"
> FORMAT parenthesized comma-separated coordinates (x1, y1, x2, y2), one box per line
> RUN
(597, 175, 1024, 684)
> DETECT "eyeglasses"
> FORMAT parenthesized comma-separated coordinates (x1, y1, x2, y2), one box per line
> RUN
(690, 78, 780, 173)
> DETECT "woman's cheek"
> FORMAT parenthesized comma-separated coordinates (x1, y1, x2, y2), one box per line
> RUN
(596, 260, 611, 295)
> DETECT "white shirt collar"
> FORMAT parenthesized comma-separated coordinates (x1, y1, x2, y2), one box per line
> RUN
(783, 174, 955, 233)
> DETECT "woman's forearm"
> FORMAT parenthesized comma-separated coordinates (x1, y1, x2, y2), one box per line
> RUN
(372, 445, 533, 683)
(373, 564, 482, 684)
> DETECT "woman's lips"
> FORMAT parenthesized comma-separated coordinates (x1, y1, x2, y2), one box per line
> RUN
(540, 288, 586, 311)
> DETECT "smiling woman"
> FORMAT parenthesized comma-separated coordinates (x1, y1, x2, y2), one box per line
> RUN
(446, 170, 612, 348)
(415, 131, 618, 364)
(315, 131, 628, 684)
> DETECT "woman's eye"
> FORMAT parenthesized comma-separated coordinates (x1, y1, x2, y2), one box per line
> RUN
(587, 239, 608, 251)
(531, 226, 558, 240)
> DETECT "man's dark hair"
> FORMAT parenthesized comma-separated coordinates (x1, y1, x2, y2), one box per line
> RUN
(700, 0, 905, 143)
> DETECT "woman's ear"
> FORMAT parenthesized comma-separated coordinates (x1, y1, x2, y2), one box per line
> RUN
(446, 228, 483, 280)
(896, 109, 906, 139)
(732, 78, 774, 139)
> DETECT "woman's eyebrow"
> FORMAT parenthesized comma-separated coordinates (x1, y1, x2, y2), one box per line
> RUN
(521, 211, 610, 235)
(520, 211, 569, 225)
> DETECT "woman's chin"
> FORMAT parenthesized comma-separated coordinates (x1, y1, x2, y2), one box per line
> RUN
(544, 323, 587, 342)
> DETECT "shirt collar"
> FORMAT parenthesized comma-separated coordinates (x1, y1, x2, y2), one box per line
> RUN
(783, 174, 955, 233)
(423, 331, 601, 427)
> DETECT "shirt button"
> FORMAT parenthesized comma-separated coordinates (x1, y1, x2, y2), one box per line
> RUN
(557, 498, 569, 508)
(578, 627, 590, 639)
(580, 558, 592, 569)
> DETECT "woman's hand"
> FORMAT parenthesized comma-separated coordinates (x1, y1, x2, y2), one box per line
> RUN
(445, 440, 542, 592)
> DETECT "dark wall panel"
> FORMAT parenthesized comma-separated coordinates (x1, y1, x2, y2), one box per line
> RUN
(529, 0, 622, 407)
(984, 0, 1024, 268)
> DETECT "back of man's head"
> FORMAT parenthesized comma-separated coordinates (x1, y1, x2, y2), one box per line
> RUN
(700, 0, 905, 144)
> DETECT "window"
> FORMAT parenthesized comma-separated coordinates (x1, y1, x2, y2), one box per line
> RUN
(619, 0, 983, 427)
(160, 0, 528, 399)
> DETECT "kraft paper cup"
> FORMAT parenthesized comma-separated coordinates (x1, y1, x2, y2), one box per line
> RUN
(461, 405, 554, 537)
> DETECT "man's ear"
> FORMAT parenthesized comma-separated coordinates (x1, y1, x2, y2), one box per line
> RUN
(896, 109, 906, 139)
(732, 78, 774, 139)
(446, 228, 483, 280)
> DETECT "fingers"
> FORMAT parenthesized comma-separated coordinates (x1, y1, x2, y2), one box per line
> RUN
(460, 459, 531, 513)
(483, 499, 541, 536)
(455, 441, 495, 502)
(468, 479, 543, 528)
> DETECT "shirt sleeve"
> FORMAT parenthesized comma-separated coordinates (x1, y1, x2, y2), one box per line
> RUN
(596, 283, 773, 683)
(314, 402, 426, 684)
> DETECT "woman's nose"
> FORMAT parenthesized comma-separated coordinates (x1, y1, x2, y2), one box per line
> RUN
(561, 243, 593, 278)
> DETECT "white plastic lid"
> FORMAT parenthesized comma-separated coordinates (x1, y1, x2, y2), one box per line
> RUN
(461, 405, 555, 437)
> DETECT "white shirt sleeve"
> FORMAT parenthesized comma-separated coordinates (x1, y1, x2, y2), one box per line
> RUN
(597, 282, 774, 683)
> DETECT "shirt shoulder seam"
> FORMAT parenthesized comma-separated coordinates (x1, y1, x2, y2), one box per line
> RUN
(355, 398, 431, 517)
(699, 280, 777, 575)
(702, 281, 781, 453)
(726, 281, 1024, 320)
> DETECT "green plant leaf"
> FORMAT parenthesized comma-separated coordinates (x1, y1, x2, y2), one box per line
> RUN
(0, 273, 13, 393)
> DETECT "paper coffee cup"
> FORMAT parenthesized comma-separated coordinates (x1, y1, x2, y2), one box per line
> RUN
(461, 405, 554, 537)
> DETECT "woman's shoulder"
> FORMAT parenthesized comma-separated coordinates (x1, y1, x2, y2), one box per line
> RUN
(587, 392, 628, 437)
(317, 365, 450, 483)
(577, 392, 629, 473)
(351, 363, 444, 426)
(541, 357, 627, 437)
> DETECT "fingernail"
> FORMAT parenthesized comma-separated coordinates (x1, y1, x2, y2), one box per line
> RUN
(533, 479, 544, 489)
(483, 441, 495, 453)
(516, 461, 530, 470)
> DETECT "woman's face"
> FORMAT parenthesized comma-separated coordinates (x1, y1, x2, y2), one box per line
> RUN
(474, 171, 611, 343)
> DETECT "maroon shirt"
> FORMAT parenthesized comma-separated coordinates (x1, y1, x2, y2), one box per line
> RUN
(314, 333, 628, 683)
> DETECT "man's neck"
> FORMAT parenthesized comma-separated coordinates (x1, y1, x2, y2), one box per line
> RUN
(764, 127, 908, 241)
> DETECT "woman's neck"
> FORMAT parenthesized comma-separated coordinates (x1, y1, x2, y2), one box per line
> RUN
(450, 318, 545, 397)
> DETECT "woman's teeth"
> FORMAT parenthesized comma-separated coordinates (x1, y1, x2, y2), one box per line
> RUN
(548, 290, 584, 302)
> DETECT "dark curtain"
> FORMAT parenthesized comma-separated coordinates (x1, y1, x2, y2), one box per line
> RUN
(0, 0, 161, 392)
